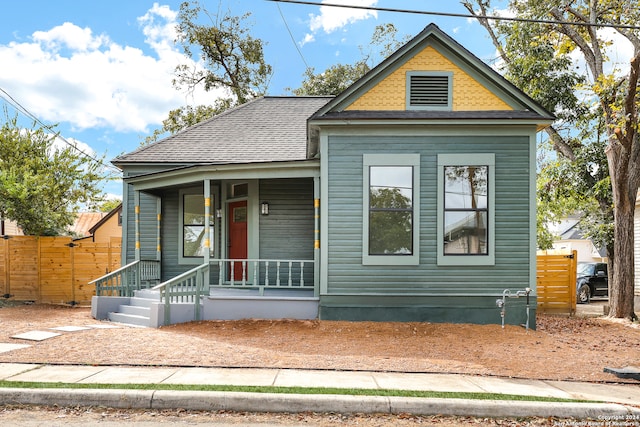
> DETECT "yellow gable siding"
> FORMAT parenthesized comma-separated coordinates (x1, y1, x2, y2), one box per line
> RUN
(346, 46, 512, 111)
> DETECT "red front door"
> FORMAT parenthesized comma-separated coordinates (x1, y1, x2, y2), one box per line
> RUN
(228, 200, 248, 280)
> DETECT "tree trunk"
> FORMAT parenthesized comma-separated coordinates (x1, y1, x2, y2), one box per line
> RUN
(606, 143, 637, 320)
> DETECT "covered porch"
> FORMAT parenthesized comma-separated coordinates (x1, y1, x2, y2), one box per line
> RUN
(91, 161, 321, 327)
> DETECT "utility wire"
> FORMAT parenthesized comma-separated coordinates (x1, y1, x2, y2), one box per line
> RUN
(276, 2, 310, 70)
(266, 0, 640, 31)
(0, 87, 121, 176)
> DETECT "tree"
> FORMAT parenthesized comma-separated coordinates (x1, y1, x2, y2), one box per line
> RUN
(145, 1, 272, 143)
(464, 0, 638, 320)
(0, 112, 105, 236)
(98, 199, 122, 213)
(291, 62, 370, 96)
(175, 1, 272, 102)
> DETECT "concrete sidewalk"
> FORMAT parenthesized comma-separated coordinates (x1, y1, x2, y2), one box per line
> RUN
(0, 363, 638, 419)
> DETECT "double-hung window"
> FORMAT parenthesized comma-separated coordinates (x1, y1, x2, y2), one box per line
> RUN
(179, 189, 214, 263)
(437, 154, 494, 266)
(363, 154, 420, 265)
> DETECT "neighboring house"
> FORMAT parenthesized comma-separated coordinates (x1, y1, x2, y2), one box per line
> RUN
(93, 24, 554, 327)
(70, 212, 108, 239)
(75, 203, 123, 243)
(0, 219, 23, 236)
(541, 215, 607, 263)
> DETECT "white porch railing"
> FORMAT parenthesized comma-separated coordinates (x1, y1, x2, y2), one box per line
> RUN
(214, 258, 314, 294)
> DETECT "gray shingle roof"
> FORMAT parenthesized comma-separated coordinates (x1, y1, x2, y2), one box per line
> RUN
(113, 96, 333, 165)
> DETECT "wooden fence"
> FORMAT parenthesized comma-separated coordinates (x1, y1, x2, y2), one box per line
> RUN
(0, 236, 121, 305)
(536, 251, 578, 315)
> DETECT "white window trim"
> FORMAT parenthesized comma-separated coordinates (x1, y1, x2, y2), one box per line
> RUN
(406, 71, 453, 111)
(178, 187, 216, 265)
(362, 153, 420, 266)
(437, 153, 495, 266)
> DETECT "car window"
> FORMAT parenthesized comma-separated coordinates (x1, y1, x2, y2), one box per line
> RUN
(577, 263, 595, 275)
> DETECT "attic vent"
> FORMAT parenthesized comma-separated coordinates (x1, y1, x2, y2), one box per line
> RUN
(407, 72, 452, 110)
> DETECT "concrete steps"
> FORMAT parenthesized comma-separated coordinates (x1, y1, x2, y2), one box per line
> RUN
(107, 291, 160, 327)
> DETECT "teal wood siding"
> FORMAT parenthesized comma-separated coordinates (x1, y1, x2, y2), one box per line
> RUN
(259, 178, 315, 286)
(322, 132, 535, 325)
(124, 185, 159, 263)
(159, 189, 188, 281)
(122, 166, 186, 265)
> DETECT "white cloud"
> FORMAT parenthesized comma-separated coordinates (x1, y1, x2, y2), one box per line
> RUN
(52, 135, 97, 158)
(307, 0, 377, 35)
(300, 33, 315, 47)
(0, 4, 211, 134)
(32, 22, 109, 52)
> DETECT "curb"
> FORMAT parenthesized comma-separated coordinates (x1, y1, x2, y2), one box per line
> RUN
(1, 388, 639, 419)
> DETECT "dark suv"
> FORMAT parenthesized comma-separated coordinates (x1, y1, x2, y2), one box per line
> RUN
(576, 262, 608, 303)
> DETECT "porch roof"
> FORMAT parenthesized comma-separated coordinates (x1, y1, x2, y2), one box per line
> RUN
(113, 96, 333, 166)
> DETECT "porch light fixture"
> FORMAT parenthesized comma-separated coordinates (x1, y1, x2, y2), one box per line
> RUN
(261, 201, 269, 215)
(216, 209, 222, 218)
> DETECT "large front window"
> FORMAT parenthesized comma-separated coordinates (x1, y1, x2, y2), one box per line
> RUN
(443, 165, 488, 255)
(437, 154, 495, 266)
(182, 193, 214, 258)
(363, 154, 420, 265)
(369, 166, 414, 255)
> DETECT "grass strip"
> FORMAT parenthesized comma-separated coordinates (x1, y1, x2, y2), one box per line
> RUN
(0, 381, 593, 403)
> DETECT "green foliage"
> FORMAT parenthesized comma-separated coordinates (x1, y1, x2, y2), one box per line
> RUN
(174, 1, 272, 103)
(98, 199, 122, 213)
(291, 61, 370, 96)
(144, 1, 272, 145)
(0, 112, 105, 235)
(497, 20, 587, 125)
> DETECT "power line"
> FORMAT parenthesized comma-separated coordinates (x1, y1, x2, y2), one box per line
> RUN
(0, 87, 121, 176)
(275, 2, 310, 70)
(266, 0, 640, 31)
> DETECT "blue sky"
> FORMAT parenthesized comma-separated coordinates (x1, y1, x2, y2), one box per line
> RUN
(0, 1, 506, 200)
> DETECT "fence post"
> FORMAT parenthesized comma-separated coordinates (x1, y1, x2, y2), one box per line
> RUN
(1, 237, 8, 297)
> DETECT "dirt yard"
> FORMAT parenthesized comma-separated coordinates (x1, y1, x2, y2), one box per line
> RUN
(0, 302, 638, 384)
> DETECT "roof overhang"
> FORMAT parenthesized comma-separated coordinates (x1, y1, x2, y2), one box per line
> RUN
(307, 116, 554, 158)
(124, 159, 320, 192)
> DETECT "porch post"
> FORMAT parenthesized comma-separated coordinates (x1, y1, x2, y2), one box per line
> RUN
(204, 180, 211, 264)
(134, 190, 141, 261)
(156, 197, 161, 261)
(313, 176, 320, 297)
(204, 180, 211, 289)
